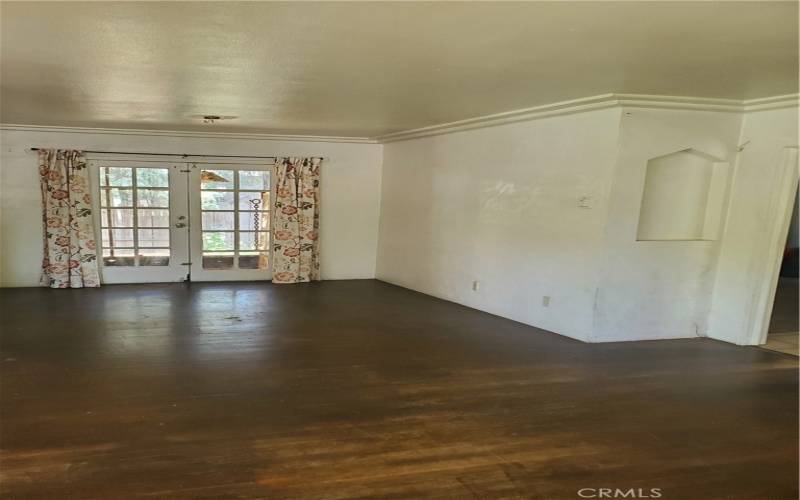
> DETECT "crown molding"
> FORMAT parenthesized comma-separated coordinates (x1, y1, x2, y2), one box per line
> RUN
(374, 93, 800, 143)
(743, 94, 800, 112)
(373, 94, 620, 143)
(2, 93, 797, 146)
(0, 124, 378, 144)
(612, 93, 743, 112)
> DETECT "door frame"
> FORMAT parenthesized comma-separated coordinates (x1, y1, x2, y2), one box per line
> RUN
(752, 147, 799, 345)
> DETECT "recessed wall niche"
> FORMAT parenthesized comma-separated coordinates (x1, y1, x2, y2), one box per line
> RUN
(636, 149, 730, 241)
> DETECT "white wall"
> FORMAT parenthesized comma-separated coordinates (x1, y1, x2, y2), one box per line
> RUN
(592, 109, 742, 342)
(0, 128, 384, 286)
(376, 107, 751, 343)
(708, 107, 799, 345)
(377, 108, 623, 341)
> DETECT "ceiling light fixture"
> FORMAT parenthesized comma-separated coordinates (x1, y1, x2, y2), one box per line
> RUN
(192, 114, 237, 124)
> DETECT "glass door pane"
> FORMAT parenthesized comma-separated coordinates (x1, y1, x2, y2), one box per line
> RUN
(99, 166, 171, 266)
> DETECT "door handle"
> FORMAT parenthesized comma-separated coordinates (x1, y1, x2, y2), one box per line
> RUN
(175, 222, 187, 228)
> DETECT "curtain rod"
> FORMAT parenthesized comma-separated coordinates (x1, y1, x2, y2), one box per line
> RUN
(28, 148, 325, 160)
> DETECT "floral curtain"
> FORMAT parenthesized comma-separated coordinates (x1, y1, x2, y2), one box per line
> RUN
(272, 157, 321, 284)
(39, 149, 100, 288)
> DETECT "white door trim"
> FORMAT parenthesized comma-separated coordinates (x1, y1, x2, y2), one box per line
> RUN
(751, 147, 799, 345)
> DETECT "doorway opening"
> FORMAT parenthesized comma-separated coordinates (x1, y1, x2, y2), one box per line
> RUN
(762, 186, 799, 356)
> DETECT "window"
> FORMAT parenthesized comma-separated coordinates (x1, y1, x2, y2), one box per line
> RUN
(200, 169, 270, 270)
(99, 167, 170, 266)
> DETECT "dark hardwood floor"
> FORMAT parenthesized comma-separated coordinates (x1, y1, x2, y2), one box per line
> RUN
(1, 280, 797, 499)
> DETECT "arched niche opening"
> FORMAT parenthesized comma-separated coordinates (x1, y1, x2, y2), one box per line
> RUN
(637, 148, 730, 241)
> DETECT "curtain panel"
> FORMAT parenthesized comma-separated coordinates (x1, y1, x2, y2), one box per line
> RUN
(38, 149, 101, 288)
(272, 157, 321, 284)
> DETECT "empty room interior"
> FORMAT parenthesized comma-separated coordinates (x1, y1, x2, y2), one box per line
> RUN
(1, 1, 799, 499)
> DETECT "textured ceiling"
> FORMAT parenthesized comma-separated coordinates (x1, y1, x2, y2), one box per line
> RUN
(1, 1, 797, 137)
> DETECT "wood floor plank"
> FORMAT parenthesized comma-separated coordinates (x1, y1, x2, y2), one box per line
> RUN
(0, 280, 797, 499)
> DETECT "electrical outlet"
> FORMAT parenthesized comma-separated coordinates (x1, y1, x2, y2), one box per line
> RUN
(542, 295, 551, 307)
(472, 280, 480, 291)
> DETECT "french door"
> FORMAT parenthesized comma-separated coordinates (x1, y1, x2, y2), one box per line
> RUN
(188, 163, 273, 281)
(91, 160, 273, 284)
(92, 162, 189, 283)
